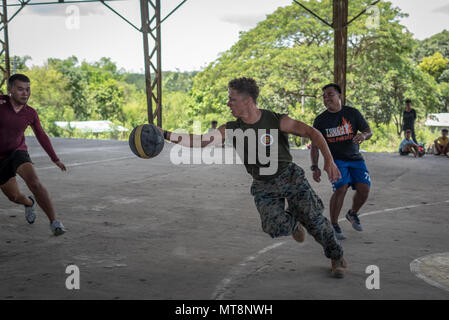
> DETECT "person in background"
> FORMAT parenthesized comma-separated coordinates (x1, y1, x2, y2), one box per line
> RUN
(399, 129, 419, 157)
(402, 99, 417, 144)
(434, 128, 449, 156)
(311, 83, 373, 241)
(0, 74, 66, 236)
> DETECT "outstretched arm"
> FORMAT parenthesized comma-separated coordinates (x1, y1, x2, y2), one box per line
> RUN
(159, 124, 226, 148)
(280, 115, 341, 183)
(31, 111, 66, 171)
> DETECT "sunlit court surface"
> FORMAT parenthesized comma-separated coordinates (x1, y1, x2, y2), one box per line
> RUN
(0, 136, 448, 300)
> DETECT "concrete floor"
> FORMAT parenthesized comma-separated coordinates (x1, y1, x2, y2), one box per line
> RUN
(0, 137, 448, 300)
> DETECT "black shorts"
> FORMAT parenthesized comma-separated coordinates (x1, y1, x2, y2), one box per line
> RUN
(0, 150, 32, 186)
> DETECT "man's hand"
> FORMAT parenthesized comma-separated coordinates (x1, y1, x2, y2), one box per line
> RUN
(55, 161, 67, 171)
(156, 126, 164, 135)
(313, 167, 322, 183)
(353, 133, 366, 144)
(0, 99, 6, 104)
(323, 161, 341, 183)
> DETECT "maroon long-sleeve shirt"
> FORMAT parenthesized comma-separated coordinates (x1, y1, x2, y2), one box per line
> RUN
(0, 95, 59, 162)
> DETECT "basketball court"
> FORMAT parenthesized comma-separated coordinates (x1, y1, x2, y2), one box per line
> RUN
(0, 136, 448, 299)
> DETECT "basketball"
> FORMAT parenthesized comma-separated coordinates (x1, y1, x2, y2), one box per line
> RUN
(129, 124, 164, 159)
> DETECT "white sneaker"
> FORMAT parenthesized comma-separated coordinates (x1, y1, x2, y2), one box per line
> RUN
(50, 220, 66, 236)
(25, 195, 36, 224)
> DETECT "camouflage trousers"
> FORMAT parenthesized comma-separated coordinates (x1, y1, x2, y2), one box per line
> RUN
(250, 162, 343, 260)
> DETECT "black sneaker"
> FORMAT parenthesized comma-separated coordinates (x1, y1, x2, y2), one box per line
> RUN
(332, 223, 346, 240)
(346, 210, 363, 231)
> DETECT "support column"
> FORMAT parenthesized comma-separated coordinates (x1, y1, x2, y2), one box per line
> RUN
(333, 0, 348, 104)
(0, 0, 10, 91)
(140, 0, 162, 126)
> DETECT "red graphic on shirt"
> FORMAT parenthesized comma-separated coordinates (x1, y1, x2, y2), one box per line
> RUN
(325, 117, 354, 143)
(260, 134, 273, 146)
(341, 117, 353, 135)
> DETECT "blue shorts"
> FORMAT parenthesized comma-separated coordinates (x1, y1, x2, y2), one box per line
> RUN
(332, 160, 371, 191)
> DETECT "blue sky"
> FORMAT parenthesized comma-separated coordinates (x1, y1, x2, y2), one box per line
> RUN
(7, 0, 449, 73)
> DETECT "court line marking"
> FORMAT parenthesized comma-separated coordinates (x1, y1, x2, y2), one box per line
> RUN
(36, 156, 136, 170)
(410, 252, 449, 292)
(212, 242, 286, 300)
(30, 145, 129, 158)
(212, 199, 449, 300)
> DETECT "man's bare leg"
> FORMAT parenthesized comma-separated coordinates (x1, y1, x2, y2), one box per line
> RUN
(16, 162, 56, 222)
(0, 177, 34, 206)
(329, 184, 349, 224)
(351, 183, 370, 214)
(345, 183, 370, 232)
(435, 143, 442, 155)
(403, 145, 417, 157)
(329, 184, 349, 239)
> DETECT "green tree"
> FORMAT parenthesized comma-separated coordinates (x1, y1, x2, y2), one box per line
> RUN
(419, 52, 449, 80)
(27, 65, 72, 136)
(48, 56, 90, 119)
(413, 29, 449, 61)
(417, 51, 449, 113)
(188, 0, 433, 140)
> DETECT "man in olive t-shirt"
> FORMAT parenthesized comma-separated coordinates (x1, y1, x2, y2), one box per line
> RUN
(159, 77, 348, 278)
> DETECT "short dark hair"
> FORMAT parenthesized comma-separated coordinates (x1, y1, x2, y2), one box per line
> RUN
(322, 83, 342, 94)
(8, 74, 30, 87)
(405, 99, 412, 104)
(211, 120, 218, 125)
(228, 77, 259, 103)
(405, 129, 412, 134)
(443, 128, 448, 133)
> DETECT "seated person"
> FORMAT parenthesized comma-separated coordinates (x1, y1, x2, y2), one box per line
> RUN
(399, 129, 419, 157)
(434, 128, 449, 156)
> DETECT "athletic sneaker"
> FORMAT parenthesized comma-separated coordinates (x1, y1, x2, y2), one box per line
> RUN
(292, 222, 305, 243)
(50, 220, 66, 236)
(25, 195, 36, 224)
(332, 223, 346, 240)
(346, 210, 363, 231)
(331, 257, 348, 278)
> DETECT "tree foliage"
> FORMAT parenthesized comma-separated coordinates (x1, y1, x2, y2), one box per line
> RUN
(3, 1, 448, 150)
(188, 0, 441, 138)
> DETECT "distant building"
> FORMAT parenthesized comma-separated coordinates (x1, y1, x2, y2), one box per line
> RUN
(54, 120, 129, 133)
(424, 113, 449, 131)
